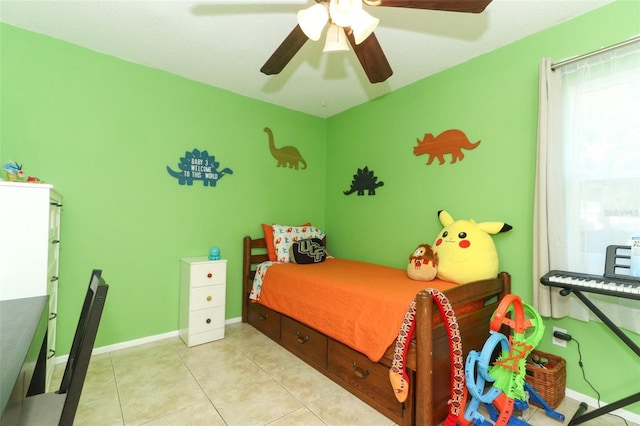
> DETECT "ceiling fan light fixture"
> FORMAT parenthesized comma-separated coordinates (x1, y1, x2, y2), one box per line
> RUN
(297, 3, 329, 41)
(323, 23, 350, 52)
(351, 9, 378, 44)
(329, 0, 361, 28)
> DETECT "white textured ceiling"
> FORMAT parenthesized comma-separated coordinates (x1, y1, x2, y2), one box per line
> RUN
(0, 0, 613, 118)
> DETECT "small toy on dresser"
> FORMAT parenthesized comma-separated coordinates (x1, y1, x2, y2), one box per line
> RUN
(2, 161, 44, 183)
(208, 247, 221, 261)
(3, 160, 24, 181)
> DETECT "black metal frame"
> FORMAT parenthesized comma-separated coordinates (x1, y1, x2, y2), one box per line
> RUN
(564, 288, 640, 425)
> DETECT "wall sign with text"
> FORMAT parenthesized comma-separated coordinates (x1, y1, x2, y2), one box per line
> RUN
(167, 149, 233, 186)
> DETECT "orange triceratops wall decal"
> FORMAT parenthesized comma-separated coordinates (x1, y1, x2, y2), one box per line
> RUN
(413, 129, 480, 165)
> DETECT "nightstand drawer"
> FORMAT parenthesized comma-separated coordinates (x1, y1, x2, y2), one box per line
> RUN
(189, 262, 226, 287)
(190, 285, 225, 310)
(189, 306, 225, 334)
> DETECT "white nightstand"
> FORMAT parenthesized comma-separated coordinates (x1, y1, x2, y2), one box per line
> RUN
(179, 257, 227, 347)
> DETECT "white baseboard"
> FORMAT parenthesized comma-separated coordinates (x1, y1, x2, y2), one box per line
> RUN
(55, 316, 242, 364)
(564, 388, 640, 424)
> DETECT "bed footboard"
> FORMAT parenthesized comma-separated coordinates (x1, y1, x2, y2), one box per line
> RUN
(413, 272, 511, 424)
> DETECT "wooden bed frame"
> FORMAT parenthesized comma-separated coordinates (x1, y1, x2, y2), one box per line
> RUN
(242, 235, 511, 426)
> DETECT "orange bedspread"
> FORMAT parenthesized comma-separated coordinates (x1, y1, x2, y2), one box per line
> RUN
(258, 258, 460, 361)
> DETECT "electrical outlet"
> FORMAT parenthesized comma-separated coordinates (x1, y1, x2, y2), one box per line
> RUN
(552, 327, 568, 347)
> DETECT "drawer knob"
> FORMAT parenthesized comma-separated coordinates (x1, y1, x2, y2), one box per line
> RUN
(258, 312, 268, 321)
(351, 362, 370, 379)
(207, 273, 213, 278)
(295, 331, 309, 344)
(206, 318, 211, 324)
(206, 295, 212, 301)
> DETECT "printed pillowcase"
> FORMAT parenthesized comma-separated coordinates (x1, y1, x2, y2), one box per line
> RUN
(272, 224, 325, 263)
(262, 222, 311, 262)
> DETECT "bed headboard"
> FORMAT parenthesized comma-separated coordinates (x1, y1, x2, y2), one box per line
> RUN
(242, 236, 269, 322)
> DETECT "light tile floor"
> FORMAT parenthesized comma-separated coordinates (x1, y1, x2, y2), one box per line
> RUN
(59, 322, 637, 425)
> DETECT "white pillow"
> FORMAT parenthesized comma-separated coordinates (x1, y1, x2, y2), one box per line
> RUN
(272, 224, 325, 263)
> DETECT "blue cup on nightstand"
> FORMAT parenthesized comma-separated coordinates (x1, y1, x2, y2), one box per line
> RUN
(209, 247, 221, 261)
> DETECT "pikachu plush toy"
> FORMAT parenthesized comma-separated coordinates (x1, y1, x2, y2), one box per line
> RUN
(433, 210, 512, 284)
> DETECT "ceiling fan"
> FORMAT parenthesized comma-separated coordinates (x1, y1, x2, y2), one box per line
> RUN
(260, 0, 493, 83)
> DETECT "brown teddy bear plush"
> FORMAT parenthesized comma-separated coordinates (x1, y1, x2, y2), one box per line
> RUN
(407, 244, 438, 281)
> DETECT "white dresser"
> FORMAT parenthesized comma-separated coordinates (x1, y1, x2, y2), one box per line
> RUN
(179, 257, 226, 347)
(0, 182, 61, 390)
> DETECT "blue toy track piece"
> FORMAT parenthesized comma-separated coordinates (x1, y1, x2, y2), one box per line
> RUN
(483, 400, 533, 425)
(473, 418, 495, 426)
(483, 402, 532, 425)
(464, 333, 513, 424)
(525, 382, 566, 422)
(512, 398, 528, 411)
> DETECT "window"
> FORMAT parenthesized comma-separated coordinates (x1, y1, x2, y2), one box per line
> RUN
(533, 38, 640, 332)
(562, 41, 640, 276)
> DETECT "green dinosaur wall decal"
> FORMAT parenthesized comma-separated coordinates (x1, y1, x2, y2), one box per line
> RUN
(264, 127, 307, 170)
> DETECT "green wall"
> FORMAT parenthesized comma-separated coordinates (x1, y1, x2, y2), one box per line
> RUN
(0, 23, 327, 350)
(325, 0, 639, 415)
(2, 0, 639, 417)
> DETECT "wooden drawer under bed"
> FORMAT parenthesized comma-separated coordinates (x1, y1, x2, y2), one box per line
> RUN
(281, 316, 328, 370)
(247, 302, 281, 341)
(327, 338, 412, 424)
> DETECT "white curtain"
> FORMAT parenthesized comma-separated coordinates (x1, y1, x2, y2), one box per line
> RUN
(533, 40, 640, 332)
(533, 58, 570, 318)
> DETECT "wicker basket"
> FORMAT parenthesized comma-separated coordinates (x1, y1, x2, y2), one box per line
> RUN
(525, 350, 566, 409)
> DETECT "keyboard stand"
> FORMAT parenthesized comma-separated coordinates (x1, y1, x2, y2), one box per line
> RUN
(558, 288, 640, 425)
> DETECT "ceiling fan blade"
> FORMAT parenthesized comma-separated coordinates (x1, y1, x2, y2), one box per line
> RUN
(365, 0, 492, 13)
(346, 31, 393, 84)
(261, 24, 309, 75)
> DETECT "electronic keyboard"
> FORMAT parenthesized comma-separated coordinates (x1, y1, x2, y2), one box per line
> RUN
(539, 245, 640, 425)
(540, 270, 640, 300)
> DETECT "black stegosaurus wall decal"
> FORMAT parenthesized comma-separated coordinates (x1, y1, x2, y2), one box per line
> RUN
(344, 166, 384, 196)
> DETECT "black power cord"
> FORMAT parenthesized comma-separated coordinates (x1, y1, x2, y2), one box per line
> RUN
(552, 331, 629, 425)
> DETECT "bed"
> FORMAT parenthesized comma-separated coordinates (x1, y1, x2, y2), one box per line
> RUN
(242, 234, 511, 426)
